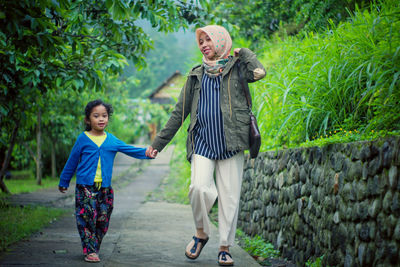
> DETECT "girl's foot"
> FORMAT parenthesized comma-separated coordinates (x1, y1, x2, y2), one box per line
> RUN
(84, 253, 100, 263)
(218, 250, 234, 266)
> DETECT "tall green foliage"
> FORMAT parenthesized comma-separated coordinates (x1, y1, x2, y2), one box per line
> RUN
(254, 0, 400, 149)
(207, 0, 372, 49)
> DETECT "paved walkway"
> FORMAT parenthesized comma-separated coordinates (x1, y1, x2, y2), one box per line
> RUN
(0, 145, 260, 267)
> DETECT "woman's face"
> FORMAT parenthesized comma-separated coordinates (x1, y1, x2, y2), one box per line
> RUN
(198, 32, 216, 60)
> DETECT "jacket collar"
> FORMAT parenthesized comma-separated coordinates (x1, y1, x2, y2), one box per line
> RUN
(222, 56, 239, 77)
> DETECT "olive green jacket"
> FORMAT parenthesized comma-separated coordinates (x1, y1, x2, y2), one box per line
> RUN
(151, 48, 266, 161)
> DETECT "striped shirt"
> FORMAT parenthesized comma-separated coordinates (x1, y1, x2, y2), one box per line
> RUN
(193, 74, 238, 160)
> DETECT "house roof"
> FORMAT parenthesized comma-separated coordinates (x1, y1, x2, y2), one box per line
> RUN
(149, 71, 182, 100)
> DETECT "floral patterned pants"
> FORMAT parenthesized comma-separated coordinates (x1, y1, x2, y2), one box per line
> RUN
(75, 184, 114, 255)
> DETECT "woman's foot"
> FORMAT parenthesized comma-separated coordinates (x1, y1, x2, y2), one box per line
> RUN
(185, 235, 209, 260)
(218, 250, 234, 266)
(84, 252, 100, 263)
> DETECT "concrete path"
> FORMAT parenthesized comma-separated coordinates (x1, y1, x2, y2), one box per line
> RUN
(0, 145, 260, 267)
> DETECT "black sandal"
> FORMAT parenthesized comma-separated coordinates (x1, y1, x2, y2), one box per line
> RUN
(218, 251, 234, 266)
(185, 236, 209, 260)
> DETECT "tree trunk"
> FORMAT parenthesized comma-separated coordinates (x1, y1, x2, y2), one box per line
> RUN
(23, 142, 37, 164)
(0, 121, 20, 194)
(36, 109, 42, 185)
(51, 140, 56, 178)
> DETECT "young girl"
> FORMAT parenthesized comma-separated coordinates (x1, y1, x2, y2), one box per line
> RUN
(147, 25, 265, 266)
(59, 99, 157, 263)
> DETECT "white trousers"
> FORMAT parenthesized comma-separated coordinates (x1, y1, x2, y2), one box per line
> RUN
(188, 152, 244, 246)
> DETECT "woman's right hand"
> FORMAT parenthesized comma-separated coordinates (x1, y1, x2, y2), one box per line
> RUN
(58, 186, 67, 193)
(234, 48, 241, 57)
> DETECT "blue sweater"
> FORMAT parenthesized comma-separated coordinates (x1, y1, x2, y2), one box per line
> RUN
(59, 132, 150, 188)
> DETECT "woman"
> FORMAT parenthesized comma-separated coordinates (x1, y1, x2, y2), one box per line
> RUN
(147, 25, 265, 266)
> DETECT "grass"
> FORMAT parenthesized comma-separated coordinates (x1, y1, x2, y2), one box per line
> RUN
(146, 122, 191, 204)
(3, 175, 60, 194)
(0, 197, 65, 251)
(300, 128, 400, 148)
(236, 229, 280, 266)
(147, 147, 191, 204)
(0, 174, 66, 252)
(159, 147, 191, 204)
(254, 0, 400, 150)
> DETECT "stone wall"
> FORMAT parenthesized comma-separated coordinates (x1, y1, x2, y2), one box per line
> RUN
(238, 136, 400, 266)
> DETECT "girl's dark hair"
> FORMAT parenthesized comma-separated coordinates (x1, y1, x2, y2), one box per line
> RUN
(84, 99, 113, 131)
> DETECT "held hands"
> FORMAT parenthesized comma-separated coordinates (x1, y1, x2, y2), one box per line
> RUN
(234, 48, 241, 57)
(58, 186, 67, 193)
(146, 146, 158, 158)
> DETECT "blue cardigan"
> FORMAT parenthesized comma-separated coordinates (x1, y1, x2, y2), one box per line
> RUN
(59, 132, 150, 188)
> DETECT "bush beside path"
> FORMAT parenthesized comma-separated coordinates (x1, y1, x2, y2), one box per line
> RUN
(0, 145, 260, 267)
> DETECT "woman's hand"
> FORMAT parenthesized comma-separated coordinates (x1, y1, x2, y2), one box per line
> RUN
(59, 186, 67, 193)
(234, 48, 241, 57)
(146, 146, 158, 158)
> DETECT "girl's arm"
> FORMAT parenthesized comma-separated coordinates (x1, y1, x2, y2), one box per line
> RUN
(115, 138, 150, 159)
(59, 138, 82, 188)
(236, 48, 266, 83)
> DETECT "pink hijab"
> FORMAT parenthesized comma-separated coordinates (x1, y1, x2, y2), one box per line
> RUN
(195, 25, 232, 67)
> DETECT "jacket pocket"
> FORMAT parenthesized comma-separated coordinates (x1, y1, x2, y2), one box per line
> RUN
(234, 109, 251, 149)
(235, 109, 251, 125)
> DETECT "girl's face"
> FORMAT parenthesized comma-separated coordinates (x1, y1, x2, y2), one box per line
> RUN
(87, 105, 108, 135)
(198, 32, 216, 61)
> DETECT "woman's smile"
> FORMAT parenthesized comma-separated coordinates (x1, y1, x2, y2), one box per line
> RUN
(202, 47, 211, 55)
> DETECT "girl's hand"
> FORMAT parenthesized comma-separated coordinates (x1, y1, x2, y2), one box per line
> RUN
(146, 146, 158, 158)
(151, 149, 158, 158)
(59, 186, 67, 193)
(234, 48, 241, 57)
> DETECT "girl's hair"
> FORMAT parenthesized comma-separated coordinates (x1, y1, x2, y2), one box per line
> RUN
(84, 99, 113, 131)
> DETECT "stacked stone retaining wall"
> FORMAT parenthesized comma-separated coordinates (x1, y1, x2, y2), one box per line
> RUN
(238, 136, 400, 266)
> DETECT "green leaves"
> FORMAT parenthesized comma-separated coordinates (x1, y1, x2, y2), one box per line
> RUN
(253, 0, 400, 150)
(0, 0, 207, 175)
(236, 230, 280, 260)
(207, 0, 374, 50)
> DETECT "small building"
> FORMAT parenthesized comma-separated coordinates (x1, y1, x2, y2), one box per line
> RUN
(148, 71, 183, 104)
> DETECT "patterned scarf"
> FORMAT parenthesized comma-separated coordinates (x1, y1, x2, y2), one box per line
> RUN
(195, 25, 232, 78)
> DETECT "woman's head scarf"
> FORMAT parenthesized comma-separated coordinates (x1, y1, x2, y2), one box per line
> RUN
(195, 25, 232, 77)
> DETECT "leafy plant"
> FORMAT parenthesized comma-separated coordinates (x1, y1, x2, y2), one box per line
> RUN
(252, 0, 400, 150)
(207, 0, 373, 50)
(306, 255, 324, 267)
(236, 229, 280, 260)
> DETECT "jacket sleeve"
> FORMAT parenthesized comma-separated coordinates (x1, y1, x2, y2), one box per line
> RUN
(59, 137, 82, 188)
(238, 48, 266, 83)
(115, 138, 150, 159)
(151, 76, 193, 152)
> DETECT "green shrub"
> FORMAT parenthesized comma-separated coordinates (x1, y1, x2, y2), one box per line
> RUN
(254, 0, 400, 150)
(306, 255, 324, 267)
